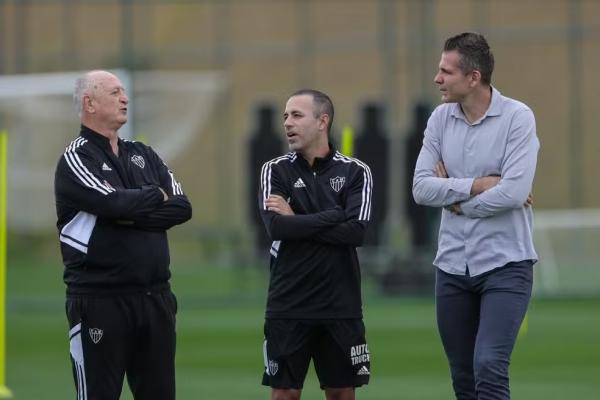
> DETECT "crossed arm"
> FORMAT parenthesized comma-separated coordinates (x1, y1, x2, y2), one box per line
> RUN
(434, 161, 532, 215)
(413, 108, 539, 218)
(57, 148, 191, 231)
(129, 150, 192, 231)
(264, 194, 368, 246)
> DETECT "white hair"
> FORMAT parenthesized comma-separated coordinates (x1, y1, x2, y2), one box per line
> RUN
(73, 70, 103, 118)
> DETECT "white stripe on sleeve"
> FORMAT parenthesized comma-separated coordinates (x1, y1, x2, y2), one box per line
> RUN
(63, 138, 115, 195)
(260, 154, 294, 210)
(167, 169, 184, 195)
(334, 152, 373, 221)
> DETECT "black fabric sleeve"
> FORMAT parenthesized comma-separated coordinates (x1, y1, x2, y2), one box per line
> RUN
(131, 196, 192, 231)
(258, 161, 345, 241)
(131, 148, 193, 231)
(313, 163, 373, 246)
(55, 150, 164, 219)
(313, 220, 368, 246)
(262, 209, 347, 241)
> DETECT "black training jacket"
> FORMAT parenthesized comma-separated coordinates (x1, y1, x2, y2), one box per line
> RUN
(54, 125, 192, 294)
(258, 146, 373, 319)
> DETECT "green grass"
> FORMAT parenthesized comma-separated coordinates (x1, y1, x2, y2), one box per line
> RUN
(5, 256, 600, 399)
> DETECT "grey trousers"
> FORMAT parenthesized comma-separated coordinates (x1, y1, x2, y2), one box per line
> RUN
(435, 261, 533, 400)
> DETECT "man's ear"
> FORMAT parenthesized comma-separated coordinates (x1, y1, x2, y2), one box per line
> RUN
(469, 70, 482, 87)
(84, 95, 95, 113)
(319, 114, 330, 131)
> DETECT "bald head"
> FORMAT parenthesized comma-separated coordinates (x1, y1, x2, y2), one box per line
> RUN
(74, 70, 120, 118)
(74, 70, 129, 136)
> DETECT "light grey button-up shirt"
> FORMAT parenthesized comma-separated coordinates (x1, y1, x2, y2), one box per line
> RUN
(413, 87, 539, 276)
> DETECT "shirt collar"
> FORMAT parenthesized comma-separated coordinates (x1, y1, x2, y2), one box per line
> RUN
(451, 86, 503, 124)
(486, 86, 503, 117)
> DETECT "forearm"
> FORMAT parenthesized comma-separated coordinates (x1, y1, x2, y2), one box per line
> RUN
(62, 184, 165, 219)
(56, 158, 166, 219)
(412, 175, 473, 207)
(459, 180, 532, 218)
(132, 196, 192, 231)
(312, 221, 367, 246)
(470, 176, 501, 196)
(461, 131, 538, 218)
(265, 208, 345, 240)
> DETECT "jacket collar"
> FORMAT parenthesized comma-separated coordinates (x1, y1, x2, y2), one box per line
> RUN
(80, 125, 121, 151)
(295, 142, 336, 172)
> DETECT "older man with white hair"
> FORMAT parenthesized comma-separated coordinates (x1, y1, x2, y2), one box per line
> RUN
(54, 70, 192, 400)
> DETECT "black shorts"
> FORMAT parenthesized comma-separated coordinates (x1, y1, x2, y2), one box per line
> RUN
(66, 288, 177, 400)
(262, 319, 371, 389)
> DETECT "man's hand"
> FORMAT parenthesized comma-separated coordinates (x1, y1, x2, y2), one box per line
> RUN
(435, 161, 448, 178)
(436, 162, 463, 215)
(265, 195, 295, 216)
(447, 203, 463, 215)
(525, 193, 533, 207)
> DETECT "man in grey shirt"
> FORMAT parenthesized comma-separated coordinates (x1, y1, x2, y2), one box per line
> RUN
(413, 32, 539, 400)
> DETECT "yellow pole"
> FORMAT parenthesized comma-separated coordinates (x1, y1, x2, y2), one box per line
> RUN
(0, 131, 13, 397)
(518, 313, 528, 339)
(341, 125, 354, 157)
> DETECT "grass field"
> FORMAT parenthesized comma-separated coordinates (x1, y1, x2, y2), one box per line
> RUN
(6, 254, 600, 399)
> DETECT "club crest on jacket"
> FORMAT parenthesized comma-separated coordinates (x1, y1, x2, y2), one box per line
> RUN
(131, 154, 145, 169)
(330, 176, 345, 192)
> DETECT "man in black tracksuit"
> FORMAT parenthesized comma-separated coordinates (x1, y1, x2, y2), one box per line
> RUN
(259, 90, 373, 400)
(54, 70, 191, 400)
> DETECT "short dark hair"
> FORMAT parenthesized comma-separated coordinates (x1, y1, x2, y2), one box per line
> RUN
(290, 89, 334, 133)
(444, 32, 494, 85)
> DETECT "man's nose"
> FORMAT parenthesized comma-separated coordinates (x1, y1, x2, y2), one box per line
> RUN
(434, 73, 443, 84)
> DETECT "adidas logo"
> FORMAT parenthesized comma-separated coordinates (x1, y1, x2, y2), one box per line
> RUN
(102, 163, 112, 171)
(357, 366, 370, 376)
(293, 178, 306, 188)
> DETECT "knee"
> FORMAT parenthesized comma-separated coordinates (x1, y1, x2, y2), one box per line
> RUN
(272, 389, 301, 400)
(325, 387, 355, 400)
(474, 352, 508, 380)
